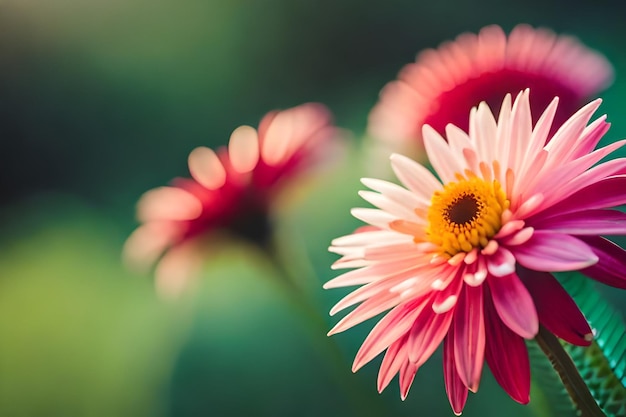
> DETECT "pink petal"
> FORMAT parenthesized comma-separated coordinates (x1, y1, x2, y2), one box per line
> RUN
(328, 266, 437, 317)
(507, 90, 532, 176)
(571, 116, 611, 159)
(154, 239, 204, 299)
(122, 222, 181, 272)
(532, 157, 626, 217)
(487, 273, 538, 339)
(543, 99, 602, 169)
(422, 124, 465, 184)
(390, 153, 442, 201)
(486, 247, 516, 277)
(511, 231, 598, 272)
(535, 175, 626, 218)
(399, 360, 419, 400)
(407, 305, 455, 365)
(472, 101, 498, 164)
(188, 146, 227, 190)
(483, 287, 531, 404)
(453, 284, 486, 392)
(377, 335, 408, 393)
(518, 268, 592, 345)
(531, 209, 626, 235)
(324, 258, 420, 289)
(443, 329, 469, 416)
(514, 97, 559, 190)
(228, 125, 260, 173)
(530, 139, 625, 211)
(579, 236, 626, 289)
(136, 186, 203, 222)
(352, 298, 427, 372)
(328, 290, 401, 335)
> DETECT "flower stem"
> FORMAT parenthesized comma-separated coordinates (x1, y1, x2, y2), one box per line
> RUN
(534, 324, 607, 417)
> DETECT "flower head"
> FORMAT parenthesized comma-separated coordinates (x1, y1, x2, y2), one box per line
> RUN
(368, 24, 613, 159)
(124, 103, 340, 297)
(326, 90, 626, 414)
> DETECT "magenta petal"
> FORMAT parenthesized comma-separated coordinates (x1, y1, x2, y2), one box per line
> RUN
(407, 276, 460, 364)
(536, 175, 626, 217)
(511, 231, 598, 271)
(483, 287, 531, 404)
(531, 209, 626, 235)
(518, 268, 592, 345)
(487, 273, 539, 339)
(444, 329, 469, 416)
(453, 284, 486, 392)
(407, 307, 454, 365)
(579, 236, 626, 289)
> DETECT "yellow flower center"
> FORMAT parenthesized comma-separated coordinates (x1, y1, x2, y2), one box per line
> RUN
(426, 174, 509, 257)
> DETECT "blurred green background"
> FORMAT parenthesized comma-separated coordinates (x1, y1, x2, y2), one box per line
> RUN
(1, 0, 626, 416)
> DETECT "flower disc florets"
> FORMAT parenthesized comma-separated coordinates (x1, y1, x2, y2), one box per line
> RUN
(427, 174, 509, 256)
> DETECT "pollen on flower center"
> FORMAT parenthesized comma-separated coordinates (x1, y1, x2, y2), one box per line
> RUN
(426, 174, 509, 257)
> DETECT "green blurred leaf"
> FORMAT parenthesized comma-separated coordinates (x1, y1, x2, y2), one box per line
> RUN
(0, 199, 184, 417)
(528, 339, 579, 417)
(557, 273, 626, 417)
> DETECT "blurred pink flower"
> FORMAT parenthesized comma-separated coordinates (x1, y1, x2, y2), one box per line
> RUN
(326, 90, 626, 414)
(368, 24, 613, 159)
(124, 103, 340, 297)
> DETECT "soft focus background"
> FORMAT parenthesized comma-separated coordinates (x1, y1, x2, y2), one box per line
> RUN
(1, 1, 626, 416)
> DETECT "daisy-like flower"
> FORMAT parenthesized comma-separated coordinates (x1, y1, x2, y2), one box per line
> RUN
(368, 24, 613, 158)
(124, 103, 340, 297)
(326, 90, 626, 414)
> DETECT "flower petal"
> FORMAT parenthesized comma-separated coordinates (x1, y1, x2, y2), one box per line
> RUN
(518, 268, 592, 345)
(511, 231, 598, 272)
(188, 146, 227, 190)
(228, 125, 260, 173)
(487, 273, 538, 339)
(122, 222, 181, 271)
(423, 124, 465, 184)
(377, 335, 408, 393)
(136, 186, 203, 222)
(486, 247, 516, 277)
(390, 153, 442, 200)
(399, 360, 419, 400)
(579, 236, 626, 289)
(453, 284, 486, 392)
(531, 209, 626, 235)
(352, 298, 427, 372)
(407, 304, 455, 365)
(444, 329, 469, 416)
(483, 286, 531, 404)
(154, 239, 204, 299)
(536, 175, 626, 218)
(543, 99, 602, 169)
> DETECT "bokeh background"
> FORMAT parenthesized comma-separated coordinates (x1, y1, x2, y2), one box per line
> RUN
(1, 0, 626, 416)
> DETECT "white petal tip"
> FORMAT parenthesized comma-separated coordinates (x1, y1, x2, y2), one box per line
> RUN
(188, 146, 226, 189)
(228, 125, 260, 173)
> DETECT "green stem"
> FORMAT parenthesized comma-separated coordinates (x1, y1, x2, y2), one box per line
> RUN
(535, 325, 607, 417)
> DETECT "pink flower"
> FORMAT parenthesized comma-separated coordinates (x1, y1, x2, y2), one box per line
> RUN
(368, 24, 613, 158)
(326, 90, 626, 414)
(124, 103, 340, 297)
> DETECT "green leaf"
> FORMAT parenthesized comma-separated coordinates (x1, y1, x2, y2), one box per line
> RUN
(556, 272, 626, 417)
(527, 338, 579, 417)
